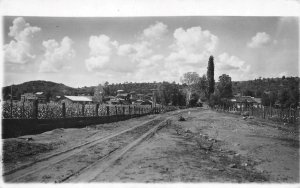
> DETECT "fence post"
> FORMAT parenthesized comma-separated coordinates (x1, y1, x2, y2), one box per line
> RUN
(128, 106, 131, 116)
(115, 106, 118, 115)
(293, 109, 296, 123)
(33, 100, 38, 119)
(123, 106, 125, 115)
(96, 104, 99, 116)
(106, 106, 110, 116)
(82, 104, 85, 117)
(134, 106, 136, 115)
(288, 107, 291, 123)
(62, 102, 66, 118)
(22, 101, 25, 118)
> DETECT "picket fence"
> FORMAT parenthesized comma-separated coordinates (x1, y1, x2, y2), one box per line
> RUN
(2, 101, 160, 119)
(214, 105, 299, 124)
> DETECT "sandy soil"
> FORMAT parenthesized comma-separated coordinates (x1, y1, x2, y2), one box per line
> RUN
(95, 109, 299, 183)
(2, 108, 299, 183)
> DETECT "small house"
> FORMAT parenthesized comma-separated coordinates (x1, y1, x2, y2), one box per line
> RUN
(21, 93, 37, 102)
(116, 93, 130, 101)
(230, 96, 261, 108)
(35, 92, 47, 103)
(21, 92, 46, 103)
(129, 91, 137, 101)
(62, 96, 93, 105)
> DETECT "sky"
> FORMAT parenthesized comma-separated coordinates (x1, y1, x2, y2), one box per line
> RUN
(2, 16, 299, 87)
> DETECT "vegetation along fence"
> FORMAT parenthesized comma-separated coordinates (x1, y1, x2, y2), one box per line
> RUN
(1, 101, 164, 138)
(213, 105, 299, 124)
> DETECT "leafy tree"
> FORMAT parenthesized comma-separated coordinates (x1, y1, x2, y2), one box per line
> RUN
(180, 72, 200, 86)
(242, 89, 254, 97)
(157, 82, 186, 106)
(207, 55, 215, 97)
(217, 74, 233, 99)
(208, 90, 221, 107)
(277, 88, 298, 108)
(261, 91, 277, 107)
(194, 74, 208, 100)
(93, 84, 104, 103)
(189, 93, 200, 107)
(278, 89, 290, 108)
(180, 72, 200, 105)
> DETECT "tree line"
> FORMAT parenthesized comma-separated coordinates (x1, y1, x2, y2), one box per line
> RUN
(2, 59, 299, 108)
(179, 56, 299, 108)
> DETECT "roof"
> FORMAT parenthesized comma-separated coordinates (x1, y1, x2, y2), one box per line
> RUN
(35, 92, 44, 95)
(232, 96, 258, 103)
(117, 93, 129, 97)
(141, 100, 153, 105)
(253, 98, 261, 104)
(64, 96, 92, 102)
(22, 93, 34, 96)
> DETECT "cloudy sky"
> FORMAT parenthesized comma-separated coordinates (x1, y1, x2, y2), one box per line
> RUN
(3, 16, 299, 87)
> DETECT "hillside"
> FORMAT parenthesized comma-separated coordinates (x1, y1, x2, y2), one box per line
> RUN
(2, 77, 299, 105)
(232, 77, 299, 97)
(2, 81, 78, 101)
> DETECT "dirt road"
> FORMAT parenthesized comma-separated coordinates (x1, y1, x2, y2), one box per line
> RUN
(2, 108, 299, 183)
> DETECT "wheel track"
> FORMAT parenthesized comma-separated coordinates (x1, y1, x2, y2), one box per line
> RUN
(5, 110, 186, 182)
(5, 116, 164, 182)
(65, 118, 172, 182)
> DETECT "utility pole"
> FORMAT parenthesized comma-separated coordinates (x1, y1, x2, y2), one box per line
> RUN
(150, 89, 157, 107)
(10, 84, 13, 118)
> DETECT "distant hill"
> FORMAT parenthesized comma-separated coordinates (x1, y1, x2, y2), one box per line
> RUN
(232, 77, 299, 97)
(2, 80, 164, 101)
(2, 80, 79, 101)
(2, 77, 299, 103)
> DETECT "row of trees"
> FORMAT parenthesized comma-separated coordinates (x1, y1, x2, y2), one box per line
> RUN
(179, 55, 298, 109)
(3, 56, 298, 109)
(180, 56, 233, 107)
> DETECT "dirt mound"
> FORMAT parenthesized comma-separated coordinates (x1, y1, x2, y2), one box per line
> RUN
(51, 128, 65, 134)
(3, 139, 56, 163)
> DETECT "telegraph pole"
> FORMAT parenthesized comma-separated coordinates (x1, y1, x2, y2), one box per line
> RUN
(10, 84, 13, 118)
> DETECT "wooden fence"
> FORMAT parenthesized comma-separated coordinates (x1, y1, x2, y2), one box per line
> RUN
(213, 105, 300, 124)
(1, 101, 165, 138)
(2, 101, 161, 119)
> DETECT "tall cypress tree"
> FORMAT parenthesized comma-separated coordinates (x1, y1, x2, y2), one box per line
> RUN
(207, 55, 215, 97)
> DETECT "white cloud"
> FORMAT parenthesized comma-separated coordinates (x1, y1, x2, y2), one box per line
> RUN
(247, 32, 272, 48)
(114, 22, 165, 72)
(173, 27, 218, 53)
(218, 53, 247, 70)
(4, 17, 41, 64)
(85, 34, 117, 72)
(86, 23, 220, 83)
(39, 37, 75, 72)
(117, 22, 166, 61)
(117, 42, 152, 59)
(164, 26, 218, 80)
(216, 53, 251, 80)
(117, 44, 136, 56)
(167, 27, 218, 64)
(89, 35, 114, 56)
(142, 21, 168, 40)
(85, 56, 110, 72)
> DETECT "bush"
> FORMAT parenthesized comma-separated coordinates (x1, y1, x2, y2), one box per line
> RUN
(189, 93, 200, 107)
